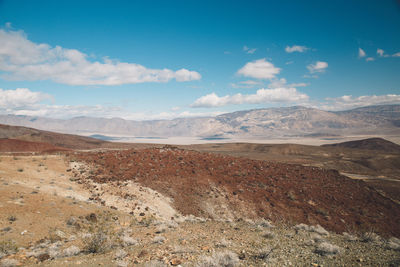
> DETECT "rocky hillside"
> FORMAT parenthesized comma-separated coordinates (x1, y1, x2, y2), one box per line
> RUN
(0, 105, 399, 138)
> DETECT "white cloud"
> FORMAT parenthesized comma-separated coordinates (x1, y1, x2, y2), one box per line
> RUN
(358, 48, 366, 58)
(365, 57, 375, 62)
(393, 52, 400, 57)
(377, 48, 385, 57)
(307, 61, 328, 73)
(285, 45, 308, 53)
(237, 58, 281, 79)
(320, 94, 400, 111)
(0, 29, 201, 85)
(191, 87, 309, 108)
(0, 88, 224, 120)
(231, 80, 262, 88)
(0, 88, 52, 108)
(243, 45, 257, 54)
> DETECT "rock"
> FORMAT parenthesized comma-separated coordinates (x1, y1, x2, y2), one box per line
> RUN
(170, 258, 182, 266)
(62, 245, 81, 257)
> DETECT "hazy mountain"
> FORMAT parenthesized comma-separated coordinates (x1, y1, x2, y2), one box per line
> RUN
(0, 105, 399, 139)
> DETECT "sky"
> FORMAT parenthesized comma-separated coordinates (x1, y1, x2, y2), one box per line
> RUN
(0, 0, 400, 120)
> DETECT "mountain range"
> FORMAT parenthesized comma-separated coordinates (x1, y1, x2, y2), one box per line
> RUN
(0, 105, 399, 139)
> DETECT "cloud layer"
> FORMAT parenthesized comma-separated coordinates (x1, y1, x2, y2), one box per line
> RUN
(191, 87, 309, 108)
(237, 59, 280, 79)
(0, 29, 201, 85)
(322, 94, 400, 110)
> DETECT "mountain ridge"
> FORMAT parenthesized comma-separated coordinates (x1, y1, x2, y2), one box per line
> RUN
(0, 104, 399, 138)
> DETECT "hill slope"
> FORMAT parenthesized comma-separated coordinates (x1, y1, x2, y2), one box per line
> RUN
(322, 137, 400, 153)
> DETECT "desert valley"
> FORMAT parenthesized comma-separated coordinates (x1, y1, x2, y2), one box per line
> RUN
(1, 1, 400, 266)
(1, 103, 400, 266)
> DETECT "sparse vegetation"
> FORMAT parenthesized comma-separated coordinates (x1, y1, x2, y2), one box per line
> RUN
(17, 168, 23, 172)
(315, 242, 341, 255)
(7, 216, 16, 222)
(0, 239, 18, 255)
(197, 251, 239, 267)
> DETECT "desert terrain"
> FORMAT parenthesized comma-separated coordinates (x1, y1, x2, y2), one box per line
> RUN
(1, 125, 400, 266)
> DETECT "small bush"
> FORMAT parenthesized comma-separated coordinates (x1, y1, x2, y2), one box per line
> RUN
(387, 237, 400, 251)
(362, 232, 382, 243)
(342, 232, 357, 242)
(0, 240, 18, 255)
(17, 168, 23, 172)
(62, 245, 80, 257)
(83, 228, 110, 253)
(197, 251, 239, 267)
(152, 236, 165, 244)
(262, 231, 275, 239)
(7, 216, 16, 222)
(121, 235, 138, 247)
(315, 242, 341, 255)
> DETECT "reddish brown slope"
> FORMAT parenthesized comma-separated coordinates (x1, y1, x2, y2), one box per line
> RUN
(0, 139, 70, 153)
(73, 147, 400, 237)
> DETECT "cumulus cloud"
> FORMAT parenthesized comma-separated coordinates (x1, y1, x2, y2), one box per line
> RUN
(377, 48, 385, 57)
(0, 29, 201, 85)
(321, 94, 400, 111)
(358, 48, 366, 58)
(0, 88, 52, 108)
(243, 45, 257, 54)
(285, 45, 308, 53)
(307, 61, 328, 73)
(191, 87, 309, 108)
(366, 57, 375, 62)
(237, 58, 281, 79)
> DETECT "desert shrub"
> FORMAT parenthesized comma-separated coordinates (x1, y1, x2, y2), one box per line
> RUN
(262, 231, 275, 239)
(82, 212, 119, 253)
(287, 190, 296, 201)
(17, 168, 23, 172)
(387, 237, 400, 251)
(294, 223, 310, 231)
(216, 238, 231, 248)
(309, 225, 329, 236)
(152, 236, 166, 244)
(315, 242, 341, 255)
(342, 232, 357, 242)
(7, 216, 16, 222)
(48, 228, 66, 243)
(310, 233, 324, 243)
(155, 224, 167, 234)
(114, 249, 128, 259)
(83, 227, 110, 253)
(197, 251, 239, 267)
(120, 235, 138, 247)
(62, 245, 80, 257)
(0, 240, 18, 255)
(361, 232, 382, 243)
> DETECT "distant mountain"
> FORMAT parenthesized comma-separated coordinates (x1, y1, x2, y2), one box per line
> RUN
(322, 137, 400, 153)
(0, 105, 399, 139)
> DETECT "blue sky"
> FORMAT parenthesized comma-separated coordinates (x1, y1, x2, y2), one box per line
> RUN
(0, 0, 399, 120)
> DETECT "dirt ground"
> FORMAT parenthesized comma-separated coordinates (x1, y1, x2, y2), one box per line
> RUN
(1, 153, 400, 266)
